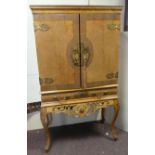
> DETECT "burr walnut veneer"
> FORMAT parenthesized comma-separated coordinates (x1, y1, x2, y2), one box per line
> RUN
(31, 6, 122, 152)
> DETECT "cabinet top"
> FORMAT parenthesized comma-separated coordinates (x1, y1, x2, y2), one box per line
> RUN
(30, 5, 122, 13)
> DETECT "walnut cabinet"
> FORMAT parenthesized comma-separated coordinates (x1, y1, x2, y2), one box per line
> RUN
(31, 6, 122, 152)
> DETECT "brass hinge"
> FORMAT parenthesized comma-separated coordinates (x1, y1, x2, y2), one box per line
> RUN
(107, 24, 120, 31)
(34, 24, 49, 32)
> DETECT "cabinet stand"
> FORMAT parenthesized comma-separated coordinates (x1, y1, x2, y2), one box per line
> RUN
(40, 96, 119, 152)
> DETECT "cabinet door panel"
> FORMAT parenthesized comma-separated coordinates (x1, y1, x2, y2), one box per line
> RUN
(80, 13, 120, 88)
(33, 14, 80, 91)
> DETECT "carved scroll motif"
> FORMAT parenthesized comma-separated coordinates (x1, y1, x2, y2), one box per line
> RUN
(46, 100, 115, 118)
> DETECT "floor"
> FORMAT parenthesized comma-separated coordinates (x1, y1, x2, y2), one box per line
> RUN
(27, 122, 128, 155)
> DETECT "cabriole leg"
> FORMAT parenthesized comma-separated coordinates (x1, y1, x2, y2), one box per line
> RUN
(101, 108, 105, 123)
(40, 107, 52, 152)
(111, 100, 120, 140)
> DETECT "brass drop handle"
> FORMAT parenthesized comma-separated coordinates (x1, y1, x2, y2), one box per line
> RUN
(81, 43, 90, 65)
(107, 24, 120, 31)
(72, 47, 80, 66)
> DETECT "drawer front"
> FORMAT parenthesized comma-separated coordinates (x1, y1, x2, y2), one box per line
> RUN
(41, 87, 117, 103)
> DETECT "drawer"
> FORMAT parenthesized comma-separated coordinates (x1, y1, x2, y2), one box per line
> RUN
(41, 87, 117, 102)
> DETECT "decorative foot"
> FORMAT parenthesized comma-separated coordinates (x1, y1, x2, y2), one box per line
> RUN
(100, 108, 105, 123)
(111, 100, 120, 141)
(40, 107, 52, 152)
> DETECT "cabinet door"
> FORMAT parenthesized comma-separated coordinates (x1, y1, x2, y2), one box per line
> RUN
(33, 14, 80, 91)
(80, 13, 120, 88)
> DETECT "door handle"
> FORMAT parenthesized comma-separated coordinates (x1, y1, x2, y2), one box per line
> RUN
(72, 47, 80, 66)
(72, 43, 90, 67)
(81, 43, 90, 65)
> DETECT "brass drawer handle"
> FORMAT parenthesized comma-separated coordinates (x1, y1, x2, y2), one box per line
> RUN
(72, 47, 80, 66)
(107, 24, 120, 31)
(34, 24, 49, 32)
(81, 43, 90, 65)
